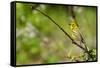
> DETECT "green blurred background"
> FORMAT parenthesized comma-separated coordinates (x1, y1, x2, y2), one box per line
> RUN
(16, 3, 97, 65)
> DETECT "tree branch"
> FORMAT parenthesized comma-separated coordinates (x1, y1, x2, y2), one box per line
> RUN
(32, 6, 93, 60)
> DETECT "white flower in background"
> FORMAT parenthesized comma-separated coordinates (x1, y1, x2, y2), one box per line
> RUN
(25, 22, 39, 38)
(16, 22, 39, 39)
(32, 10, 38, 14)
(21, 15, 26, 22)
(16, 29, 25, 37)
(74, 6, 83, 13)
(40, 4, 46, 10)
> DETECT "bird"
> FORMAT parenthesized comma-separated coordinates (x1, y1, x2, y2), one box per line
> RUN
(69, 19, 88, 51)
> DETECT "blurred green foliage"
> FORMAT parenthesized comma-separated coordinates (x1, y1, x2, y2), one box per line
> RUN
(16, 3, 97, 65)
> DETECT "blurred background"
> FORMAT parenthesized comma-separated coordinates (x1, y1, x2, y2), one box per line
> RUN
(16, 2, 97, 65)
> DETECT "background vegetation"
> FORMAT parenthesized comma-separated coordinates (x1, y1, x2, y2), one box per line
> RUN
(16, 3, 97, 65)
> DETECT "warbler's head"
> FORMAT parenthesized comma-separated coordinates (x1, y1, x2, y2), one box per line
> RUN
(69, 22, 77, 27)
(69, 22, 75, 25)
(69, 22, 77, 30)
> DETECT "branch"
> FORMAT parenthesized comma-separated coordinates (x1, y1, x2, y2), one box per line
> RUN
(34, 8, 73, 41)
(32, 6, 93, 60)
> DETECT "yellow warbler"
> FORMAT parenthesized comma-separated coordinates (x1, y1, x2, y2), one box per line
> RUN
(69, 19, 88, 51)
(69, 20, 81, 41)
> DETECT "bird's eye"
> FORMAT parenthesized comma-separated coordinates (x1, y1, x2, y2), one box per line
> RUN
(68, 23, 71, 25)
(72, 24, 74, 26)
